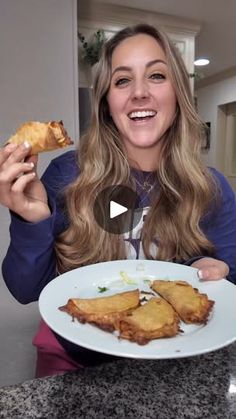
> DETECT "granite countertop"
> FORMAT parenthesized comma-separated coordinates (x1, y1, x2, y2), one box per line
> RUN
(0, 342, 236, 419)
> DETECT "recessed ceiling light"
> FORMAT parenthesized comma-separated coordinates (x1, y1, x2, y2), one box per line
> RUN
(194, 58, 210, 66)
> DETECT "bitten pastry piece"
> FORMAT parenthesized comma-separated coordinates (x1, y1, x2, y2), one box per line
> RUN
(5, 120, 73, 155)
(59, 289, 140, 333)
(118, 297, 180, 345)
(151, 280, 214, 324)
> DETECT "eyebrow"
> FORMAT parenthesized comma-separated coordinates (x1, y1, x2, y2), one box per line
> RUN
(111, 59, 167, 77)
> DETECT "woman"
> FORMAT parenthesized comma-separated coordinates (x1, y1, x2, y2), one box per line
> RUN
(1, 24, 236, 376)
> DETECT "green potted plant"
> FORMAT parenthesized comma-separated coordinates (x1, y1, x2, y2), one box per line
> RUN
(78, 29, 106, 66)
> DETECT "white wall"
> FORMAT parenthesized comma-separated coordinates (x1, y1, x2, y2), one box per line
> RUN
(197, 76, 236, 167)
(0, 0, 79, 174)
(0, 0, 78, 386)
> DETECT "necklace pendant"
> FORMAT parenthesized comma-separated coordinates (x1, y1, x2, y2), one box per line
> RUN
(143, 181, 153, 193)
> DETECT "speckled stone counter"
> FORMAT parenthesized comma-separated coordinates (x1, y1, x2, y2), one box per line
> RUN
(0, 343, 236, 419)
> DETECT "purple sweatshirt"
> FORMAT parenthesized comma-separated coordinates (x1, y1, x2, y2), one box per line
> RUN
(2, 150, 236, 365)
(2, 150, 236, 307)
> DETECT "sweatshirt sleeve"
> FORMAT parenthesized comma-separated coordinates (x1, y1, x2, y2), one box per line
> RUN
(201, 168, 236, 283)
(1, 152, 75, 304)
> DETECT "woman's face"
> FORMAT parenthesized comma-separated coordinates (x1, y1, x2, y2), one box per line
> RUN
(107, 33, 177, 168)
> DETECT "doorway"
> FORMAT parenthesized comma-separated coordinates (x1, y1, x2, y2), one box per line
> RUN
(217, 102, 236, 191)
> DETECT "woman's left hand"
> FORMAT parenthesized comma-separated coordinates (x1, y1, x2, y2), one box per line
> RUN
(191, 257, 229, 281)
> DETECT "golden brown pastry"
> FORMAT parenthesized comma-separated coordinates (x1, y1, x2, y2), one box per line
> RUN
(5, 120, 73, 155)
(151, 280, 214, 324)
(59, 289, 140, 333)
(118, 297, 180, 345)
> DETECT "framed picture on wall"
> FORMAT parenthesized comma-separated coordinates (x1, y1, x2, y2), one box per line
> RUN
(202, 122, 211, 151)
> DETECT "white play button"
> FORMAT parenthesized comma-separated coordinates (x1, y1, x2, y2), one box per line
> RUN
(93, 185, 142, 234)
(110, 200, 128, 219)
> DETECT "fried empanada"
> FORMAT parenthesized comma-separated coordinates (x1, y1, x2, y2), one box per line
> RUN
(5, 120, 73, 154)
(151, 280, 214, 324)
(59, 289, 140, 333)
(118, 297, 180, 345)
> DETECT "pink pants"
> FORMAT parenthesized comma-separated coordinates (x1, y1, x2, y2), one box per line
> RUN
(32, 319, 82, 378)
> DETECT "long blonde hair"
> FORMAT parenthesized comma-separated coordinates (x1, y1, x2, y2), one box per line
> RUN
(55, 24, 218, 273)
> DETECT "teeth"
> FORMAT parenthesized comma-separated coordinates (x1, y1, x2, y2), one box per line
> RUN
(129, 110, 156, 119)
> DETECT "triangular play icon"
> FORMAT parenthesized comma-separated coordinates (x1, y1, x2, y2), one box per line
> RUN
(110, 200, 128, 219)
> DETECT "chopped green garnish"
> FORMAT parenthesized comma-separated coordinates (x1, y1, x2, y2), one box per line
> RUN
(119, 271, 137, 285)
(143, 279, 151, 285)
(98, 286, 109, 293)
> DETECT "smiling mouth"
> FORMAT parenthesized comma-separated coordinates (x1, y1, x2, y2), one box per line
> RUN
(128, 110, 157, 121)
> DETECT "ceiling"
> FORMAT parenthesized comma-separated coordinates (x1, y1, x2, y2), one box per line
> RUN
(100, 0, 236, 85)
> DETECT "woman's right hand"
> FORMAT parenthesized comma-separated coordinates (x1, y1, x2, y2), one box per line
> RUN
(0, 141, 51, 222)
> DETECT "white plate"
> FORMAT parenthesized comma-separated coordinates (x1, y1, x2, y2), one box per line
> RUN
(39, 260, 236, 359)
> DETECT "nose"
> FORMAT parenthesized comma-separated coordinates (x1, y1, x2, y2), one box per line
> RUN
(131, 78, 149, 100)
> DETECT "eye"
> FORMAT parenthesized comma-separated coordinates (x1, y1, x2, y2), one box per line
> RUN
(149, 73, 166, 81)
(114, 77, 130, 86)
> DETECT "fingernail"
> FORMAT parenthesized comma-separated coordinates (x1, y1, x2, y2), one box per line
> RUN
(198, 269, 204, 279)
(198, 269, 210, 280)
(23, 141, 31, 149)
